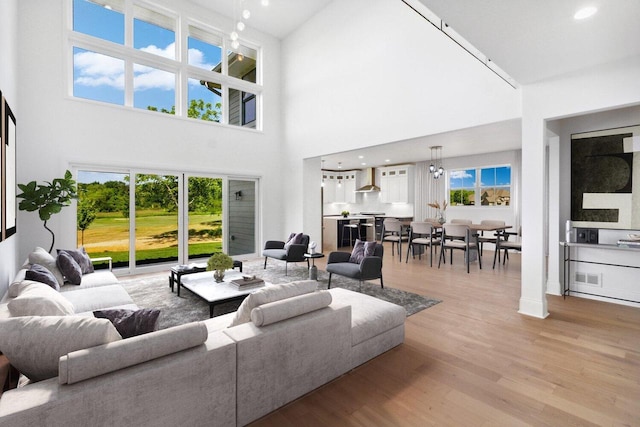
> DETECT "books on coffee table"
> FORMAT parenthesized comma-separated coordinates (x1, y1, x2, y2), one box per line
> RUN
(230, 276, 265, 290)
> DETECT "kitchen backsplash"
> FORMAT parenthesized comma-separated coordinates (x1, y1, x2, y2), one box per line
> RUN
(323, 192, 414, 217)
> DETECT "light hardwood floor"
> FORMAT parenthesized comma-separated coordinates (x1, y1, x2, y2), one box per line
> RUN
(252, 245, 640, 426)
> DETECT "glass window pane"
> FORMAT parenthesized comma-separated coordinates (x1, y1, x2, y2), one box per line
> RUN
(496, 166, 511, 186)
(188, 26, 222, 71)
(133, 6, 175, 59)
(73, 0, 124, 44)
(449, 169, 476, 188)
(133, 64, 175, 113)
(73, 47, 125, 105)
(228, 88, 256, 128)
(480, 167, 496, 186)
(187, 177, 223, 260)
(135, 174, 179, 266)
(228, 45, 257, 82)
(188, 78, 222, 122)
(77, 170, 130, 269)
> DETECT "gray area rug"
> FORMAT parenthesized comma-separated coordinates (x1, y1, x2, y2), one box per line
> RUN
(120, 258, 441, 330)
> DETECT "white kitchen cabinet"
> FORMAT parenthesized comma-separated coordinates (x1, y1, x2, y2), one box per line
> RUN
(380, 165, 413, 203)
(322, 170, 357, 204)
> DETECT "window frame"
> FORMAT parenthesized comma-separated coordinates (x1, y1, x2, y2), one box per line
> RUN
(66, 0, 262, 129)
(448, 164, 512, 207)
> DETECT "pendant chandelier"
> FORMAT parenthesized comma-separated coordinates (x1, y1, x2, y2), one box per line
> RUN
(429, 146, 445, 179)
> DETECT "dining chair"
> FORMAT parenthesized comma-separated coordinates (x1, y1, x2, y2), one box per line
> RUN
(405, 221, 441, 266)
(493, 227, 522, 268)
(382, 219, 407, 257)
(477, 220, 506, 256)
(438, 224, 482, 273)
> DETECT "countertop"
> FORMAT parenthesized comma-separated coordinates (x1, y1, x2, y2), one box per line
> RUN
(323, 215, 375, 220)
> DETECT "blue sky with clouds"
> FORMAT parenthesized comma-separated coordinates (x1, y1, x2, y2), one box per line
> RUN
(73, 0, 222, 112)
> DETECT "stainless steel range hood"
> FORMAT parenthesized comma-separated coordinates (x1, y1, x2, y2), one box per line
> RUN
(356, 168, 380, 192)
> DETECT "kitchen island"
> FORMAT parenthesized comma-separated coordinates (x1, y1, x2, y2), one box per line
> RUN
(323, 215, 375, 252)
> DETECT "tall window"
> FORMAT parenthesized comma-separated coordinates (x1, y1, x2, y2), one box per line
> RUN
(70, 0, 261, 128)
(449, 165, 511, 206)
(449, 168, 476, 206)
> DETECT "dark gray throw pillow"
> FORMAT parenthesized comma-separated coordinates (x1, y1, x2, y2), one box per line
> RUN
(25, 264, 60, 290)
(57, 248, 94, 274)
(93, 309, 161, 339)
(56, 251, 83, 285)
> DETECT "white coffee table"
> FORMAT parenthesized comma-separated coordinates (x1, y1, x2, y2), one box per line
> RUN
(180, 271, 268, 318)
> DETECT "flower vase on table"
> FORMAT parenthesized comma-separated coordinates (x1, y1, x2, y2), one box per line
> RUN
(213, 270, 225, 283)
(437, 211, 446, 225)
(206, 252, 234, 283)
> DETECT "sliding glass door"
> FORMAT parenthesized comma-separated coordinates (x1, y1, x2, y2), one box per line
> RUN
(186, 176, 224, 260)
(76, 168, 258, 273)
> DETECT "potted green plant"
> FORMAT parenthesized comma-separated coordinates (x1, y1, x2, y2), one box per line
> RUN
(206, 252, 234, 282)
(17, 170, 78, 253)
(341, 210, 350, 218)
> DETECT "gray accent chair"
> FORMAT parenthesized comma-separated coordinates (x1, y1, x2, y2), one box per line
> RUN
(262, 234, 310, 275)
(326, 243, 384, 288)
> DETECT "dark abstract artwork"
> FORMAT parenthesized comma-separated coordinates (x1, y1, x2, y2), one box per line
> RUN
(571, 125, 638, 228)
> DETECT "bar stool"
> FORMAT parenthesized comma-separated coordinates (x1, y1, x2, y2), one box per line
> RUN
(360, 221, 374, 241)
(342, 219, 361, 247)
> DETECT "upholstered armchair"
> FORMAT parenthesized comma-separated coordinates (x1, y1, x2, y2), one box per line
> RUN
(262, 233, 310, 275)
(326, 242, 384, 288)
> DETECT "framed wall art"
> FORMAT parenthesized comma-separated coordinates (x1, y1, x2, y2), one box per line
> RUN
(4, 96, 16, 238)
(571, 124, 640, 229)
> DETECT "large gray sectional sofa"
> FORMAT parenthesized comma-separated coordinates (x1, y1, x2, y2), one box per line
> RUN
(0, 258, 405, 426)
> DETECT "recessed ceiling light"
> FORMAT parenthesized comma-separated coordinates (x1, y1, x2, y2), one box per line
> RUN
(358, 155, 364, 159)
(385, 159, 390, 163)
(574, 6, 597, 20)
(361, 162, 367, 166)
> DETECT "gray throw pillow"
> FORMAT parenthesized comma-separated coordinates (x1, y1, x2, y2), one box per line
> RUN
(57, 248, 94, 274)
(56, 251, 83, 285)
(284, 232, 304, 250)
(25, 264, 60, 290)
(28, 247, 65, 289)
(349, 240, 377, 263)
(94, 309, 161, 339)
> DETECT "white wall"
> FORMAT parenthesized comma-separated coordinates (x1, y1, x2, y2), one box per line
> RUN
(282, 0, 521, 245)
(0, 0, 20, 296)
(17, 0, 285, 267)
(520, 57, 640, 317)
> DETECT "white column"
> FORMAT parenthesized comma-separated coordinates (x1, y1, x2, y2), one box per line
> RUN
(547, 135, 562, 295)
(519, 110, 549, 318)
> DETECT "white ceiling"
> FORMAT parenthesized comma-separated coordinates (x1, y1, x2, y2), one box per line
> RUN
(188, 0, 640, 170)
(188, 0, 334, 39)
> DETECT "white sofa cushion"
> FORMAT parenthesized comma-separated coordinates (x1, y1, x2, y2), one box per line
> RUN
(59, 321, 208, 385)
(61, 285, 134, 313)
(8, 282, 75, 317)
(0, 316, 122, 382)
(59, 270, 118, 292)
(250, 291, 332, 327)
(28, 247, 65, 288)
(229, 280, 318, 327)
(328, 288, 406, 346)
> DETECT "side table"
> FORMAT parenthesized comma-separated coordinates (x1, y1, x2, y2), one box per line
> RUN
(169, 260, 243, 297)
(304, 253, 324, 280)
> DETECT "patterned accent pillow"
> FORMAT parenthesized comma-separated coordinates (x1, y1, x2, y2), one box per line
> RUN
(349, 240, 377, 263)
(56, 252, 83, 285)
(94, 309, 161, 339)
(25, 264, 60, 290)
(57, 248, 94, 274)
(284, 232, 304, 250)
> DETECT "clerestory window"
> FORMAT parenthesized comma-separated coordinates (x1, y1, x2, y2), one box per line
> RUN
(69, 0, 261, 129)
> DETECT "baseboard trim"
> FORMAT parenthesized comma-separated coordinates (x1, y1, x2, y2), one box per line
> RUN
(518, 297, 549, 319)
